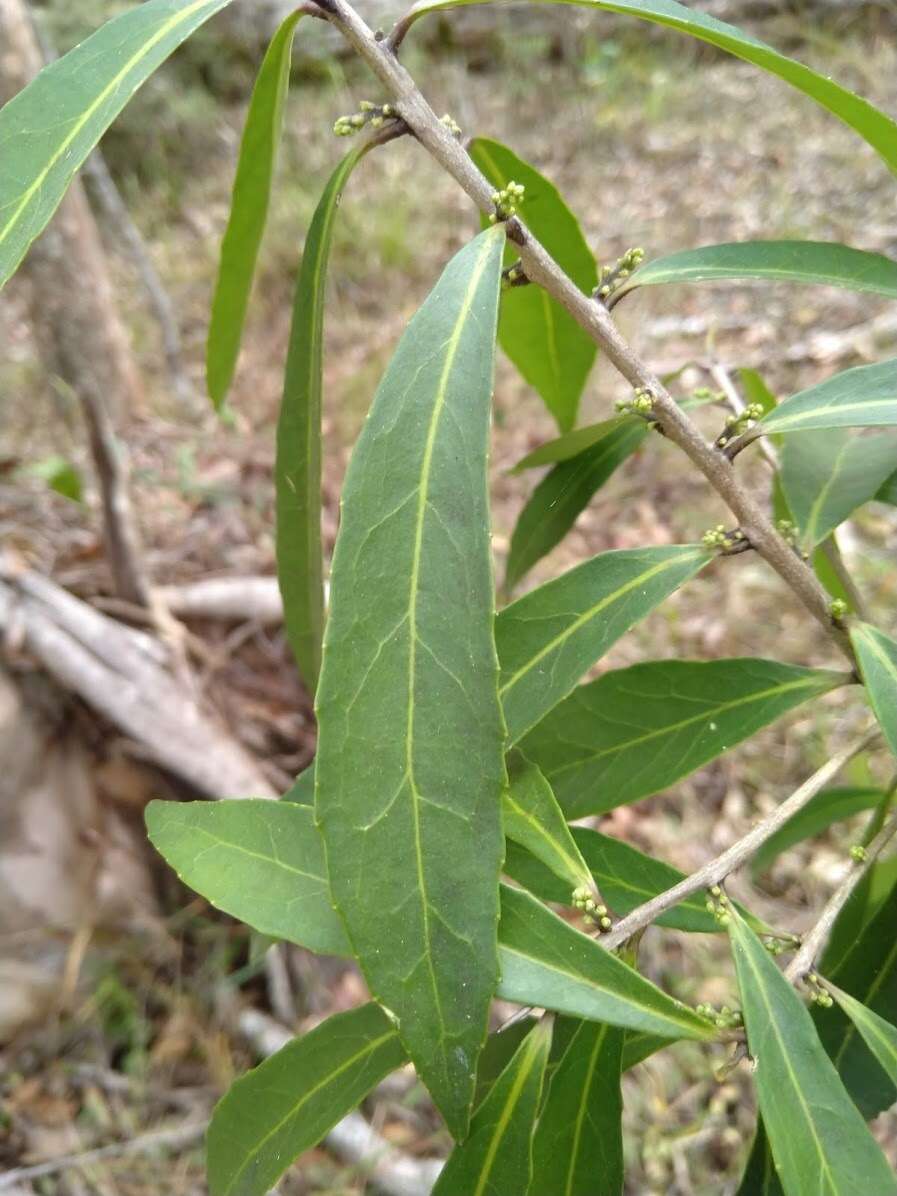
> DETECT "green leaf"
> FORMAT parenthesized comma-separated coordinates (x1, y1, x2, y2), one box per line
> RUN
(780, 430, 897, 550)
(473, 1022, 537, 1109)
(144, 799, 350, 957)
(398, 1, 897, 177)
(24, 455, 83, 503)
(616, 241, 897, 302)
(815, 867, 897, 1118)
(530, 1018, 624, 1196)
(206, 12, 303, 408)
(207, 1003, 407, 1196)
(497, 886, 717, 1041)
(736, 1121, 784, 1196)
(505, 827, 764, 933)
(0, 0, 235, 290)
(772, 475, 856, 612)
(502, 754, 594, 897)
(739, 368, 778, 417)
(521, 658, 845, 817)
(314, 228, 506, 1140)
(511, 414, 643, 472)
(276, 145, 369, 692)
(497, 546, 710, 744)
(757, 358, 897, 436)
(433, 1020, 551, 1195)
(505, 418, 647, 590)
(751, 787, 885, 876)
(282, 765, 315, 805)
(877, 469, 897, 507)
(469, 138, 598, 431)
(851, 624, 897, 758)
(727, 907, 897, 1195)
(826, 984, 897, 1090)
(621, 1031, 670, 1072)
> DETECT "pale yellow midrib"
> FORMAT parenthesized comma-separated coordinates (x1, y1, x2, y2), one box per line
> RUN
(1, 0, 215, 252)
(473, 1034, 542, 1196)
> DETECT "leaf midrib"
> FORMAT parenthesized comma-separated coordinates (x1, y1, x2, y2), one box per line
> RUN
(564, 1022, 607, 1196)
(766, 397, 896, 432)
(0, 0, 215, 253)
(472, 1032, 543, 1196)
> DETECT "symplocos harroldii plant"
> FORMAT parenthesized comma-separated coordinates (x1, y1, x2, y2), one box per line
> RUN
(3, 0, 897, 1191)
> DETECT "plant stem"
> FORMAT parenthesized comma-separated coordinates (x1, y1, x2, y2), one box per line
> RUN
(600, 728, 879, 951)
(785, 807, 897, 982)
(314, 0, 854, 664)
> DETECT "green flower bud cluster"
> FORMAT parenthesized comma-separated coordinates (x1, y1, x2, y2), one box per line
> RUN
(701, 524, 748, 554)
(830, 598, 849, 621)
(705, 885, 730, 926)
(775, 518, 798, 545)
(502, 262, 528, 289)
(594, 247, 645, 301)
(691, 386, 725, 404)
(615, 387, 654, 417)
(695, 1001, 743, 1030)
(439, 113, 462, 137)
(571, 886, 612, 931)
(806, 973, 834, 1008)
(716, 402, 764, 450)
(333, 100, 396, 137)
(762, 932, 800, 957)
(850, 843, 868, 862)
(489, 181, 526, 223)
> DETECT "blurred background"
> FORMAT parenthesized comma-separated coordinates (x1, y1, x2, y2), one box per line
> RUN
(1, 0, 896, 1191)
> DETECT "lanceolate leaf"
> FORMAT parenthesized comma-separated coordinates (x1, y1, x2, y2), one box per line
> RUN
(756, 358, 897, 436)
(276, 145, 369, 691)
(469, 138, 598, 432)
(521, 658, 846, 817)
(505, 418, 647, 590)
(530, 1018, 624, 1196)
(497, 887, 717, 1041)
(751, 787, 885, 876)
(497, 546, 710, 744)
(736, 1122, 784, 1196)
(780, 430, 897, 550)
(826, 984, 897, 1090)
(207, 1004, 407, 1196)
(727, 908, 897, 1195)
(512, 414, 643, 471)
(207, 11, 303, 408)
(144, 799, 349, 956)
(621, 1031, 671, 1072)
(0, 0, 235, 289)
(398, 1, 897, 177)
(851, 624, 897, 758)
(504, 828, 764, 933)
(502, 755, 594, 898)
(815, 871, 897, 1118)
(615, 241, 897, 302)
(433, 1020, 552, 1196)
(315, 228, 506, 1139)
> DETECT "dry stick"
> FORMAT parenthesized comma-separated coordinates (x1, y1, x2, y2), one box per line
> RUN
(709, 361, 870, 621)
(600, 728, 879, 951)
(786, 807, 897, 983)
(316, 0, 853, 662)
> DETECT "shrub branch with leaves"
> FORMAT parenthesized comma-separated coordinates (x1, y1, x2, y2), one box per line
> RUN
(2, 0, 897, 1191)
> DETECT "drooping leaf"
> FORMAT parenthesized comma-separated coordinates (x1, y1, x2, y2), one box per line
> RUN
(276, 145, 369, 691)
(504, 827, 762, 933)
(502, 754, 594, 898)
(815, 870, 897, 1118)
(314, 228, 506, 1140)
(206, 11, 303, 407)
(505, 418, 647, 590)
(727, 907, 897, 1195)
(756, 358, 897, 436)
(530, 1017, 624, 1196)
(497, 886, 717, 1041)
(826, 984, 897, 1090)
(207, 1004, 407, 1196)
(0, 0, 236, 290)
(433, 1020, 551, 1195)
(511, 414, 644, 472)
(780, 430, 897, 551)
(144, 799, 349, 956)
(397, 1, 897, 177)
(851, 624, 897, 758)
(615, 241, 897, 303)
(469, 138, 598, 431)
(751, 787, 885, 876)
(497, 546, 710, 744)
(520, 658, 846, 817)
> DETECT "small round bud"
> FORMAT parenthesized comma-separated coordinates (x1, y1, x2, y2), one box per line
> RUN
(829, 598, 849, 621)
(850, 844, 867, 862)
(599, 915, 612, 930)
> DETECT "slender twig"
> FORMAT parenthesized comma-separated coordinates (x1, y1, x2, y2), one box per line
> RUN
(785, 808, 897, 983)
(710, 362, 870, 620)
(600, 729, 879, 951)
(313, 0, 853, 663)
